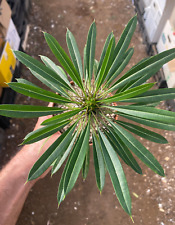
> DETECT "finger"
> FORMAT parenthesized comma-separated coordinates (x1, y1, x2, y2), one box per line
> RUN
(48, 102, 54, 107)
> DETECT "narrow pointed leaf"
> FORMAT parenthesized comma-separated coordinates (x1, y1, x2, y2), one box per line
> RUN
(106, 105, 175, 124)
(28, 123, 76, 180)
(52, 131, 78, 175)
(128, 57, 149, 71)
(66, 29, 83, 78)
(0, 104, 64, 118)
(116, 66, 160, 93)
(97, 32, 114, 75)
(13, 51, 72, 92)
(132, 102, 160, 107)
(93, 133, 105, 192)
(82, 146, 90, 180)
(41, 109, 81, 125)
(117, 120, 168, 144)
(126, 67, 160, 90)
(57, 168, 67, 204)
(29, 69, 66, 96)
(109, 48, 175, 92)
(104, 129, 129, 165)
(8, 82, 71, 104)
(44, 32, 83, 89)
(118, 112, 175, 131)
(108, 120, 165, 176)
(93, 59, 99, 78)
(95, 37, 115, 89)
(40, 56, 70, 85)
(57, 133, 82, 204)
(121, 88, 175, 103)
(104, 128, 142, 174)
(83, 44, 87, 80)
(22, 120, 69, 145)
(16, 78, 38, 87)
(100, 83, 154, 103)
(86, 22, 96, 80)
(106, 15, 137, 79)
(106, 48, 134, 85)
(63, 123, 90, 195)
(98, 129, 131, 215)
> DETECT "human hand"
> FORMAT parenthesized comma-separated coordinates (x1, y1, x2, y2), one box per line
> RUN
(23, 102, 61, 181)
(33, 102, 57, 130)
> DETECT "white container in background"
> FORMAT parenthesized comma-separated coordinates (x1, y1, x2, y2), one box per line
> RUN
(158, 0, 166, 12)
(144, 0, 163, 42)
(142, 0, 153, 8)
(6, 19, 20, 51)
(157, 20, 175, 88)
(157, 20, 175, 52)
(137, 0, 152, 14)
(143, 0, 175, 44)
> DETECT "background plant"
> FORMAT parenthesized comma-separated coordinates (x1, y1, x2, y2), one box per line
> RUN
(0, 15, 175, 217)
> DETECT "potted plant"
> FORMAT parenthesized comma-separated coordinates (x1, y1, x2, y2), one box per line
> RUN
(0, 15, 175, 217)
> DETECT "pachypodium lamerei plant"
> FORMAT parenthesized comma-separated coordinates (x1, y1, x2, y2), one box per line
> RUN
(1, 15, 175, 216)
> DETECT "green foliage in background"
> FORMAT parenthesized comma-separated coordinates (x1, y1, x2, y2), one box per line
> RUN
(1, 15, 175, 216)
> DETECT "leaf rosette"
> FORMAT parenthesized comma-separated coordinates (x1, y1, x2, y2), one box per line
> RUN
(1, 15, 175, 216)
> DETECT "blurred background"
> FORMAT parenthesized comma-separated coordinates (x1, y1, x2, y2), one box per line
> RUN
(0, 0, 175, 224)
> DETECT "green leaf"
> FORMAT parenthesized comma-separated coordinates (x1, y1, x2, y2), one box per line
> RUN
(100, 83, 154, 103)
(63, 123, 90, 195)
(121, 88, 175, 103)
(66, 29, 83, 78)
(106, 48, 134, 85)
(83, 44, 87, 80)
(82, 146, 90, 180)
(104, 128, 142, 174)
(109, 48, 175, 92)
(93, 133, 105, 192)
(106, 15, 137, 80)
(16, 78, 38, 87)
(106, 105, 175, 124)
(22, 120, 69, 145)
(29, 69, 67, 96)
(8, 82, 71, 104)
(116, 120, 168, 144)
(93, 59, 99, 78)
(40, 56, 70, 86)
(0, 105, 64, 118)
(44, 32, 84, 89)
(13, 51, 72, 92)
(116, 66, 160, 93)
(57, 132, 82, 204)
(118, 112, 175, 131)
(41, 109, 81, 125)
(97, 32, 114, 75)
(108, 120, 165, 176)
(28, 123, 76, 180)
(104, 129, 129, 165)
(128, 57, 149, 71)
(51, 130, 79, 175)
(95, 37, 115, 90)
(86, 21, 96, 80)
(98, 129, 131, 215)
(57, 167, 67, 204)
(132, 102, 160, 107)
(126, 67, 160, 90)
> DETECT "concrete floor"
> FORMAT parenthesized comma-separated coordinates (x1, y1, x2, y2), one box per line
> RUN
(1, 0, 175, 225)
